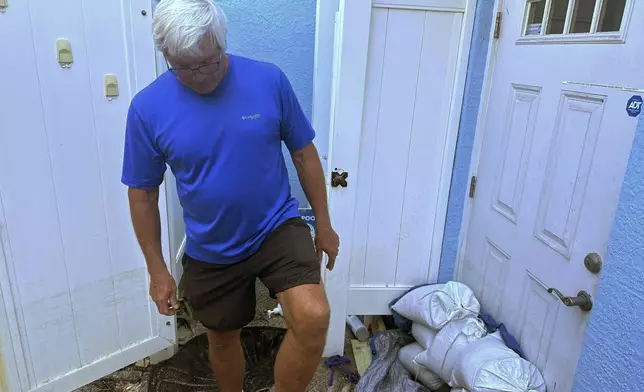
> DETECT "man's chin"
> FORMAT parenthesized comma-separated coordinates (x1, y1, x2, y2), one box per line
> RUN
(181, 81, 217, 95)
(191, 85, 217, 95)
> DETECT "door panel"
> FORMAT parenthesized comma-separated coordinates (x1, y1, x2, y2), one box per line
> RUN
(349, 7, 463, 289)
(462, 0, 643, 390)
(361, 8, 428, 286)
(0, 1, 173, 391)
(492, 85, 541, 225)
(325, 0, 472, 355)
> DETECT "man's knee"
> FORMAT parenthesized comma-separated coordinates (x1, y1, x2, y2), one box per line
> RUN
(207, 329, 241, 351)
(293, 299, 330, 339)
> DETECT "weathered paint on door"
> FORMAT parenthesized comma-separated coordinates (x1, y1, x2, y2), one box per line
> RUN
(0, 1, 174, 391)
(324, 0, 473, 356)
(460, 0, 643, 390)
(0, 343, 8, 392)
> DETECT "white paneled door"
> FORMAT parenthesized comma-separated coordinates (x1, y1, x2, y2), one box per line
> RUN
(0, 1, 174, 391)
(324, 0, 473, 355)
(460, 0, 643, 391)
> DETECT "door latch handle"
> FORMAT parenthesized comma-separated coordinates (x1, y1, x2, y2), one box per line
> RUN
(331, 170, 348, 188)
(547, 288, 593, 312)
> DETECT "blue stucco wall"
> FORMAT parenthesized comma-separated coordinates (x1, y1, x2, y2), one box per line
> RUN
(573, 116, 644, 391)
(438, 0, 495, 282)
(219, 0, 317, 207)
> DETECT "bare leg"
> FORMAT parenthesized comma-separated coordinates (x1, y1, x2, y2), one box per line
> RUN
(274, 284, 330, 392)
(208, 329, 245, 392)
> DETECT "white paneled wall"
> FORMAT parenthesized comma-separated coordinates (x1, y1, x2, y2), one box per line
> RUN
(349, 7, 462, 290)
(323, 0, 472, 356)
(0, 1, 173, 391)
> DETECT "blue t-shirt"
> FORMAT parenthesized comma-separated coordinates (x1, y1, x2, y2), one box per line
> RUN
(121, 55, 315, 264)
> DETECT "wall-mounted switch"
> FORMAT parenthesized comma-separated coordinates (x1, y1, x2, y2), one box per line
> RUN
(105, 74, 119, 100)
(56, 38, 73, 68)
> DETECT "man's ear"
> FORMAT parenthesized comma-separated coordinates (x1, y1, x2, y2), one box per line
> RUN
(162, 50, 173, 68)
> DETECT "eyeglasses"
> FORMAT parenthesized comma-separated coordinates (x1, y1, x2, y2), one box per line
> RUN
(167, 53, 223, 78)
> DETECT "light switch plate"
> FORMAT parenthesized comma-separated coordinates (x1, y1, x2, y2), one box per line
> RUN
(56, 38, 73, 67)
(104, 74, 119, 99)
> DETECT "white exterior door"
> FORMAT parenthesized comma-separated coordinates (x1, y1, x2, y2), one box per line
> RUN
(324, 0, 474, 355)
(460, 1, 643, 391)
(0, 1, 175, 391)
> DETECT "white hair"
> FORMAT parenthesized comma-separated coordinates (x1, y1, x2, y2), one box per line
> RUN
(153, 0, 227, 58)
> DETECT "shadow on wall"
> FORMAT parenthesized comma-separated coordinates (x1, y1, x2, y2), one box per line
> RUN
(219, 0, 318, 208)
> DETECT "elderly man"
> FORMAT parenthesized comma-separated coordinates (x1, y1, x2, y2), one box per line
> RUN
(121, 1, 338, 391)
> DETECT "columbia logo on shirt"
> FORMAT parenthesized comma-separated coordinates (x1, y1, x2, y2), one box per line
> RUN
(242, 114, 261, 120)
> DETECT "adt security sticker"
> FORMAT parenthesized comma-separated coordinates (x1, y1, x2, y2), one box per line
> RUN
(626, 95, 642, 117)
(299, 208, 316, 239)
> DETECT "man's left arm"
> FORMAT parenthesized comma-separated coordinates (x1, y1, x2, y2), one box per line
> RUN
(291, 143, 339, 270)
(278, 69, 339, 269)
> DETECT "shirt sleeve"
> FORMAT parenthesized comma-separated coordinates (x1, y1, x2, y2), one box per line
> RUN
(121, 104, 166, 189)
(278, 70, 316, 152)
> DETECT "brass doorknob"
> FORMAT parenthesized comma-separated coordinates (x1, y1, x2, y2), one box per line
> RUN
(547, 288, 593, 312)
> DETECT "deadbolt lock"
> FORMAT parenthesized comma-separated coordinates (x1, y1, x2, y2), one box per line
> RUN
(584, 252, 603, 274)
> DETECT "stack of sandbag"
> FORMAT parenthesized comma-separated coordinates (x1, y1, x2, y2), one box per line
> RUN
(452, 332, 546, 392)
(391, 281, 546, 392)
(398, 343, 444, 391)
(415, 317, 486, 384)
(392, 282, 482, 390)
(391, 282, 480, 330)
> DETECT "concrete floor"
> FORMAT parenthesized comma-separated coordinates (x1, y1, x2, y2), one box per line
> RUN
(77, 280, 356, 392)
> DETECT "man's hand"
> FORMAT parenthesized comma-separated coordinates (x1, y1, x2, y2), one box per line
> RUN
(149, 268, 179, 316)
(315, 224, 340, 270)
(128, 187, 178, 315)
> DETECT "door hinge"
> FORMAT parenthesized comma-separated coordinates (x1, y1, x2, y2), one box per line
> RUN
(494, 12, 502, 39)
(469, 176, 477, 198)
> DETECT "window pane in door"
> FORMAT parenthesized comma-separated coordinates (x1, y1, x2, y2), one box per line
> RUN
(525, 0, 546, 35)
(547, 0, 570, 34)
(570, 0, 597, 33)
(598, 0, 626, 32)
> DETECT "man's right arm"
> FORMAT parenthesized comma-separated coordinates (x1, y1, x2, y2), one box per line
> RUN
(128, 187, 178, 316)
(128, 187, 165, 273)
(122, 103, 175, 315)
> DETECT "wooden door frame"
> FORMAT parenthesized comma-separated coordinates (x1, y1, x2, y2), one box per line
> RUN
(315, 0, 478, 356)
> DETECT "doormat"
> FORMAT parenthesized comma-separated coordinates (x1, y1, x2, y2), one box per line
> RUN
(148, 326, 286, 392)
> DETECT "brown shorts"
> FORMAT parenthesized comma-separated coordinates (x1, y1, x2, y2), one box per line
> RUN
(182, 218, 321, 331)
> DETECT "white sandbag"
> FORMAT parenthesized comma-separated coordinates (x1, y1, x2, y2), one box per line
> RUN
(398, 343, 445, 391)
(415, 317, 487, 384)
(411, 323, 438, 349)
(391, 281, 480, 329)
(452, 333, 546, 392)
